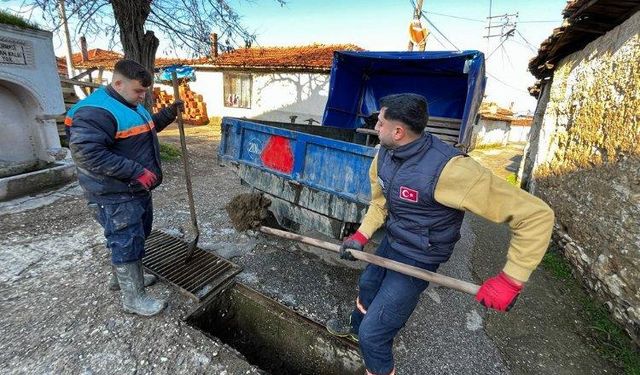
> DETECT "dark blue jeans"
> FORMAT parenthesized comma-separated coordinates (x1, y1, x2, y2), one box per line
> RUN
(89, 195, 153, 264)
(351, 237, 439, 375)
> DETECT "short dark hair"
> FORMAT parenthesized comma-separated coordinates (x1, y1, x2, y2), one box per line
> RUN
(114, 59, 153, 87)
(379, 93, 429, 134)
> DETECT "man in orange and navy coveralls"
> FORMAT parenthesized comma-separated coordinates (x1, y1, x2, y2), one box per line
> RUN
(66, 59, 182, 317)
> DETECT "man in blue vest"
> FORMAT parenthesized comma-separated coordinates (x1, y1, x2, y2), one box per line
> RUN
(327, 94, 554, 375)
(66, 59, 183, 317)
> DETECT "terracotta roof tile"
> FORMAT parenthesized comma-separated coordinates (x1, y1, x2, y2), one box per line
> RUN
(57, 44, 363, 74)
(511, 117, 533, 126)
(56, 48, 123, 73)
(210, 44, 363, 70)
(479, 101, 532, 125)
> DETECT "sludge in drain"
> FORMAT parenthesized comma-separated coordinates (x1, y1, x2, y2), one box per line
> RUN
(187, 283, 365, 375)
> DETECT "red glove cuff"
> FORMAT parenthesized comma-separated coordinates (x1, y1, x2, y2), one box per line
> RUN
(136, 169, 157, 189)
(350, 231, 369, 246)
(497, 272, 523, 291)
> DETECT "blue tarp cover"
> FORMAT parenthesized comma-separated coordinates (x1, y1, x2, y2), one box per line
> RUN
(322, 50, 486, 146)
(156, 64, 196, 82)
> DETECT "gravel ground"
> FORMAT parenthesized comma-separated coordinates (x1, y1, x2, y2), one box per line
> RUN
(0, 124, 620, 374)
(0, 188, 260, 374)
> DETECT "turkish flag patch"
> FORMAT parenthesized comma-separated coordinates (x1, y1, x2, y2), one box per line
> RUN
(399, 186, 419, 203)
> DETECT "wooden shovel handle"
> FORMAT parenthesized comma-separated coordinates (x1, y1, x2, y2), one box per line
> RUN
(259, 226, 480, 296)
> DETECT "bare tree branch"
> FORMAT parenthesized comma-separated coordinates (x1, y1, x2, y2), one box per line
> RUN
(21, 0, 287, 107)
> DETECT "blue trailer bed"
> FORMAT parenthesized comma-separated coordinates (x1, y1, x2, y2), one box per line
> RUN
(219, 50, 486, 239)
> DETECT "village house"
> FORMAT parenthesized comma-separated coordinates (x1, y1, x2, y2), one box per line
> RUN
(57, 43, 362, 126)
(471, 101, 533, 148)
(521, 0, 640, 343)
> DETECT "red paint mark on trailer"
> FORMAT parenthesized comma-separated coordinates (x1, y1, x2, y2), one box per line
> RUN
(261, 135, 294, 174)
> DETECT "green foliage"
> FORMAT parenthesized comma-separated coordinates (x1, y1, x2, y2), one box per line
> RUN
(472, 143, 505, 150)
(505, 173, 518, 186)
(581, 295, 640, 374)
(0, 10, 40, 30)
(541, 250, 573, 279)
(159, 142, 181, 161)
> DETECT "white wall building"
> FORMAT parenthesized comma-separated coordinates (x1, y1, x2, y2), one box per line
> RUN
(471, 102, 532, 148)
(66, 44, 362, 125)
(155, 70, 330, 124)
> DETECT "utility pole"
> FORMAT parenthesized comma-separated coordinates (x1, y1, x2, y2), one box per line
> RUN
(57, 0, 86, 98)
(484, 11, 518, 58)
(58, 0, 74, 80)
(485, 12, 519, 40)
(487, 0, 492, 54)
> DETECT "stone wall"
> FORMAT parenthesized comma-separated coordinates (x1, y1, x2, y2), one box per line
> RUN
(527, 11, 640, 342)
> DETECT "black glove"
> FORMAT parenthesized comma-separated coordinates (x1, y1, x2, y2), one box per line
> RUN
(340, 234, 366, 261)
(169, 99, 185, 116)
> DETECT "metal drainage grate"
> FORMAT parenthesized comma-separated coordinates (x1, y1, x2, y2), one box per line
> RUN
(143, 230, 241, 300)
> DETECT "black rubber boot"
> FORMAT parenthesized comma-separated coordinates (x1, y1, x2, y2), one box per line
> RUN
(114, 261, 167, 317)
(109, 266, 157, 291)
(326, 314, 359, 342)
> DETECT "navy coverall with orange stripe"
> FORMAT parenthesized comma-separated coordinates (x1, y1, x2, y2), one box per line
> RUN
(67, 86, 177, 263)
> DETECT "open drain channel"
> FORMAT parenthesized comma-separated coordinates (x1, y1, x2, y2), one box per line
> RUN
(187, 283, 365, 374)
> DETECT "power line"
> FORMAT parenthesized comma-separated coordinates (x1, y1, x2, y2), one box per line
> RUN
(515, 30, 537, 52)
(419, 10, 558, 24)
(485, 32, 510, 60)
(519, 20, 560, 23)
(500, 44, 514, 69)
(428, 31, 449, 49)
(423, 11, 484, 23)
(508, 38, 537, 53)
(487, 72, 529, 93)
(408, 0, 459, 50)
(420, 12, 460, 50)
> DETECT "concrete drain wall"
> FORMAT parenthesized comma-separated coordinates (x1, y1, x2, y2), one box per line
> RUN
(187, 283, 365, 374)
(0, 161, 76, 201)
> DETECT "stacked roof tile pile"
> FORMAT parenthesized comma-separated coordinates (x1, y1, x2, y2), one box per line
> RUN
(478, 101, 533, 126)
(152, 83, 209, 126)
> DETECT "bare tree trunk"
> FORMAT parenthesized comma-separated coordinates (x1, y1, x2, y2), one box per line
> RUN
(110, 0, 159, 111)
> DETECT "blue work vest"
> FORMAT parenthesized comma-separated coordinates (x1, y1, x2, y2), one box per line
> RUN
(66, 88, 155, 138)
(66, 88, 162, 203)
(377, 133, 465, 264)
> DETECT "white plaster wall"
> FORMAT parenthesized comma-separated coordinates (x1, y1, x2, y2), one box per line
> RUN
(507, 125, 531, 143)
(100, 70, 113, 85)
(473, 119, 510, 146)
(0, 25, 65, 163)
(532, 10, 640, 175)
(0, 25, 65, 115)
(155, 70, 330, 123)
(0, 83, 35, 162)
